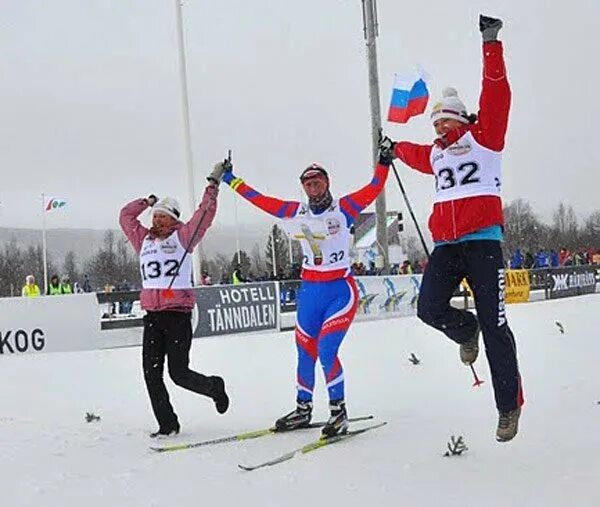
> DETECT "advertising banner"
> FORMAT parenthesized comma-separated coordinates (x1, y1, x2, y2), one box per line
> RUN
(528, 268, 550, 291)
(354, 274, 422, 321)
(548, 266, 597, 299)
(505, 269, 530, 304)
(194, 282, 279, 337)
(0, 294, 100, 356)
(279, 280, 301, 313)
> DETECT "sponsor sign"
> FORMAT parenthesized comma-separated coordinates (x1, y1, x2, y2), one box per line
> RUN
(528, 268, 550, 291)
(194, 282, 279, 337)
(0, 294, 101, 356)
(505, 269, 530, 304)
(354, 274, 422, 321)
(548, 266, 597, 299)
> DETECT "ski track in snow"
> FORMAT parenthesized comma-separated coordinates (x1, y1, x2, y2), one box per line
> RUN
(1, 295, 600, 506)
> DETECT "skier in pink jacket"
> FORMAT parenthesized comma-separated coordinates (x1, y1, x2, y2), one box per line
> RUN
(119, 163, 229, 437)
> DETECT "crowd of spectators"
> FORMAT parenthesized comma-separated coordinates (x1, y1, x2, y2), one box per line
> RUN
(350, 259, 427, 277)
(510, 248, 600, 269)
(24, 246, 597, 298)
(22, 273, 109, 298)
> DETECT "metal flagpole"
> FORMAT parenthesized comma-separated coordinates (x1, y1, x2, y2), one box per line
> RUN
(173, 0, 201, 285)
(233, 195, 242, 264)
(361, 0, 389, 273)
(41, 193, 48, 295)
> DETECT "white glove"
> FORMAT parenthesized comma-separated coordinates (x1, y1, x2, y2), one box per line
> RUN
(207, 160, 232, 185)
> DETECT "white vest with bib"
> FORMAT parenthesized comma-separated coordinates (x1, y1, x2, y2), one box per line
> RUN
(282, 200, 351, 273)
(430, 131, 502, 203)
(139, 231, 192, 289)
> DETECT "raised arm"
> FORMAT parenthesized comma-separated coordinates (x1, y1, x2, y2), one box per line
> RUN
(470, 15, 511, 151)
(119, 198, 150, 253)
(472, 40, 511, 151)
(339, 163, 390, 225)
(178, 184, 219, 252)
(393, 142, 434, 175)
(223, 171, 300, 219)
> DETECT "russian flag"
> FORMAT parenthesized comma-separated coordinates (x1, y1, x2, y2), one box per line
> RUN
(387, 70, 429, 124)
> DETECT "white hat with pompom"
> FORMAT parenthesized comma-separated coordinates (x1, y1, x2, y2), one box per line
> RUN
(430, 87, 469, 125)
(153, 197, 181, 221)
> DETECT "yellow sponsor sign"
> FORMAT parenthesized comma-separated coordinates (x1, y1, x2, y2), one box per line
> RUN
(505, 269, 530, 304)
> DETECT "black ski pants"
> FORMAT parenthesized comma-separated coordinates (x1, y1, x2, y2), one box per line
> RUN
(142, 311, 214, 430)
(417, 240, 523, 412)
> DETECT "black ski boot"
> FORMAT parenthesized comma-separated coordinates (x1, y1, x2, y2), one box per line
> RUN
(275, 400, 313, 431)
(149, 421, 180, 438)
(210, 376, 230, 414)
(321, 400, 349, 438)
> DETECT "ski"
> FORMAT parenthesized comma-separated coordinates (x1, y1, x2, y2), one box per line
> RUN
(150, 415, 374, 453)
(238, 421, 387, 471)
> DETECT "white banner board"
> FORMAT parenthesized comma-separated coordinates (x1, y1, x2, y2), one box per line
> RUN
(0, 294, 101, 356)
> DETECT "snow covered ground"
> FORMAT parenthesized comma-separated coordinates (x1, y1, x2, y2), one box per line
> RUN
(2, 295, 600, 507)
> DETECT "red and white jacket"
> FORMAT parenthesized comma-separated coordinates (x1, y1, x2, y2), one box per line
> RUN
(394, 41, 510, 242)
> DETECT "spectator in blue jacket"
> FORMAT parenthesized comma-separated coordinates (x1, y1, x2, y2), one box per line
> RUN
(550, 250, 560, 268)
(534, 249, 549, 268)
(510, 249, 524, 269)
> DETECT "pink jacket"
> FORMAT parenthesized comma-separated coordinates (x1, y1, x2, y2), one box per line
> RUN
(119, 185, 219, 312)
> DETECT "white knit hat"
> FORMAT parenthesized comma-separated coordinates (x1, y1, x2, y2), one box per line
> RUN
(153, 197, 181, 221)
(430, 87, 469, 124)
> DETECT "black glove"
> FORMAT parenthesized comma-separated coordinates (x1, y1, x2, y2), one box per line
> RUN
(378, 134, 396, 166)
(479, 15, 503, 42)
(145, 194, 158, 206)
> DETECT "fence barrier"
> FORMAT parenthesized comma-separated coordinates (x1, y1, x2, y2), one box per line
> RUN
(1, 267, 598, 357)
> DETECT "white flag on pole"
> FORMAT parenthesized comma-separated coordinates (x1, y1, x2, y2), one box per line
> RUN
(45, 197, 67, 212)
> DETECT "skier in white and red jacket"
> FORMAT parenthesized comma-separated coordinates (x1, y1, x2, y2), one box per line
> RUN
(381, 15, 523, 442)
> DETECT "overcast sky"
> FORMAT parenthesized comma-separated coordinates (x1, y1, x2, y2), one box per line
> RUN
(1, 0, 598, 234)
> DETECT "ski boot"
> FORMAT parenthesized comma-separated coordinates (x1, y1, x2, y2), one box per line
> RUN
(460, 321, 480, 365)
(496, 407, 521, 442)
(275, 400, 313, 431)
(149, 421, 180, 439)
(210, 376, 230, 414)
(321, 400, 349, 438)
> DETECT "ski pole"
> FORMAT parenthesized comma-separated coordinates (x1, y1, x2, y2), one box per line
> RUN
(163, 150, 231, 298)
(389, 159, 484, 387)
(390, 161, 430, 259)
(470, 364, 484, 388)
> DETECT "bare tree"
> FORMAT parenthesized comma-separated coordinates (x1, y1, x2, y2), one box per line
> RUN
(250, 242, 267, 277)
(551, 202, 579, 249)
(265, 224, 290, 279)
(63, 250, 81, 284)
(399, 235, 424, 264)
(503, 199, 549, 254)
(84, 231, 139, 289)
(581, 210, 600, 249)
(0, 237, 56, 297)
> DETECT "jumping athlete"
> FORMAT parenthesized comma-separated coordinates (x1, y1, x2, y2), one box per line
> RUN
(381, 15, 524, 442)
(119, 163, 230, 437)
(216, 151, 392, 437)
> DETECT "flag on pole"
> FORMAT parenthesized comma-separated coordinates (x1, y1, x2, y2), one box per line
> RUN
(387, 68, 429, 124)
(45, 197, 67, 212)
